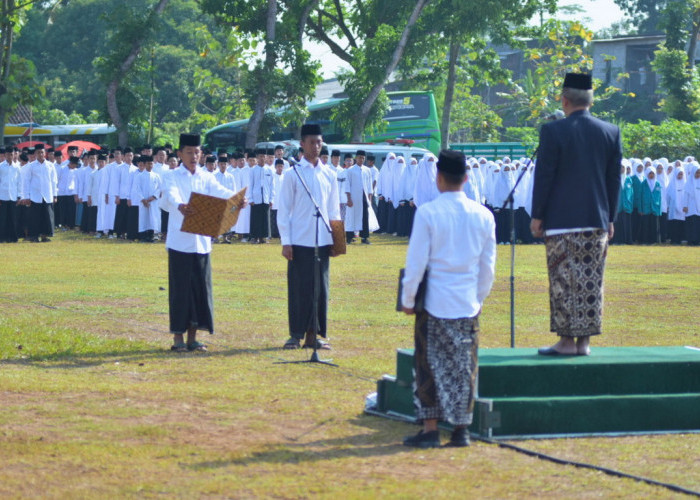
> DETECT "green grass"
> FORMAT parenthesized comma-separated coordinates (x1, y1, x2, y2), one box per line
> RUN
(0, 233, 698, 498)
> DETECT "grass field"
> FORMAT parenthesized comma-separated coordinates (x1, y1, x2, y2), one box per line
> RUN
(0, 232, 698, 499)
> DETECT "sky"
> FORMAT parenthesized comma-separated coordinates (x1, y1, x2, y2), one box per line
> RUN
(308, 0, 627, 79)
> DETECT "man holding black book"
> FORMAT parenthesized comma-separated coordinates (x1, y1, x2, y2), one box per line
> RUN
(401, 150, 496, 448)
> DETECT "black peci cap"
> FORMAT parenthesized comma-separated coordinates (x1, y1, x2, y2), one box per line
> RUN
(437, 150, 466, 176)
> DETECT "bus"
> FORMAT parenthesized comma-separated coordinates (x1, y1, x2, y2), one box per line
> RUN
(3, 123, 116, 147)
(204, 91, 441, 154)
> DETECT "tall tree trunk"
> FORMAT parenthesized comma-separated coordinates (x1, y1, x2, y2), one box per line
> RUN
(688, 9, 700, 69)
(245, 0, 277, 149)
(0, 2, 15, 144)
(105, 0, 169, 147)
(350, 0, 429, 142)
(440, 35, 460, 151)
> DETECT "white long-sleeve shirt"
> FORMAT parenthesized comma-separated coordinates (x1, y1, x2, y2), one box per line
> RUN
(276, 157, 340, 247)
(249, 164, 275, 204)
(0, 160, 21, 201)
(23, 160, 57, 203)
(56, 164, 78, 196)
(163, 165, 235, 254)
(402, 190, 496, 319)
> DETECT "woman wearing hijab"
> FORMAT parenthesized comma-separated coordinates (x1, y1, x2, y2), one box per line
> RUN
(630, 159, 645, 243)
(396, 156, 418, 237)
(639, 165, 662, 244)
(655, 159, 670, 242)
(615, 162, 634, 245)
(491, 163, 516, 244)
(376, 153, 396, 233)
(683, 163, 700, 245)
(666, 166, 687, 244)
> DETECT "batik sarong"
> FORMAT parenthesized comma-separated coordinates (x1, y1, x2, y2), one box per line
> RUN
(545, 229, 608, 337)
(413, 310, 479, 426)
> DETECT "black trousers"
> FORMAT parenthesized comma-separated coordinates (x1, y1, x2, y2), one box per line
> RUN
(29, 201, 54, 238)
(668, 219, 686, 244)
(16, 205, 28, 238)
(0, 200, 17, 243)
(270, 209, 279, 238)
(168, 249, 214, 335)
(80, 202, 90, 232)
(85, 206, 98, 233)
(0, 200, 18, 242)
(161, 209, 169, 234)
(615, 211, 632, 245)
(686, 215, 700, 245)
(114, 199, 129, 235)
(287, 245, 330, 339)
(126, 205, 140, 240)
(56, 195, 75, 228)
(376, 198, 388, 233)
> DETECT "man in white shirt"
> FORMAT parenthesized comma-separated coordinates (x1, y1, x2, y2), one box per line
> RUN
(21, 144, 58, 242)
(249, 149, 275, 243)
(270, 159, 285, 238)
(401, 150, 496, 448)
(276, 124, 341, 350)
(162, 133, 239, 352)
(56, 156, 79, 230)
(114, 148, 136, 238)
(345, 150, 375, 244)
(0, 146, 21, 242)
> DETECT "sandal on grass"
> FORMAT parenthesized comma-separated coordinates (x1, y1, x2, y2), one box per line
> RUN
(283, 337, 301, 350)
(187, 341, 208, 352)
(170, 343, 188, 352)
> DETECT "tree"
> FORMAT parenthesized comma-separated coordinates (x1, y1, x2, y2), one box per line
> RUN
(199, 0, 321, 148)
(419, 0, 553, 148)
(651, 44, 700, 121)
(0, 0, 43, 142)
(615, 0, 700, 67)
(95, 0, 170, 147)
(306, 0, 431, 142)
(498, 19, 630, 126)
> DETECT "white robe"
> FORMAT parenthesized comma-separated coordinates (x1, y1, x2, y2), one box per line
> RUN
(234, 166, 251, 233)
(138, 170, 162, 232)
(344, 164, 378, 232)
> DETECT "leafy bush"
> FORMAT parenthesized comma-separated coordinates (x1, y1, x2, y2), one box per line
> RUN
(621, 120, 700, 159)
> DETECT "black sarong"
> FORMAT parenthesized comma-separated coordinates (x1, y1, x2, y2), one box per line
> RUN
(287, 245, 330, 339)
(168, 249, 214, 335)
(29, 201, 54, 238)
(250, 203, 270, 239)
(0, 201, 18, 242)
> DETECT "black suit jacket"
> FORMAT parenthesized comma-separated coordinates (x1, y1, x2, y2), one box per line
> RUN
(531, 109, 622, 231)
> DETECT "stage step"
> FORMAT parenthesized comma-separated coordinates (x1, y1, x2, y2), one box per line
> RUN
(372, 346, 700, 437)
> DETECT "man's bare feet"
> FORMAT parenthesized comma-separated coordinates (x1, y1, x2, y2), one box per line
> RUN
(538, 337, 578, 355)
(576, 336, 591, 356)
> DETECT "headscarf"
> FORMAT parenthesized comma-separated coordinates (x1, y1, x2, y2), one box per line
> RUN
(645, 166, 657, 193)
(686, 163, 700, 214)
(667, 166, 686, 220)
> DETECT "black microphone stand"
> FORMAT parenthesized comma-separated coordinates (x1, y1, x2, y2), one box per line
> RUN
(275, 162, 337, 367)
(499, 147, 538, 348)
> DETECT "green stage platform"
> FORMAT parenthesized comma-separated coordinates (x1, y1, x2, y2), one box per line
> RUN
(369, 346, 700, 438)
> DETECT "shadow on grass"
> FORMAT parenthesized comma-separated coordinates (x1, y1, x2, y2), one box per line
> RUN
(0, 345, 286, 369)
(188, 414, 414, 470)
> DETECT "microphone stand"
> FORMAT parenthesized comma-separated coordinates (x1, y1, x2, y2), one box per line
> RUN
(275, 161, 337, 367)
(499, 147, 538, 348)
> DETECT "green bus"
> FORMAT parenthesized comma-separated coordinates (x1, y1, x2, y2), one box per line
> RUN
(204, 91, 441, 154)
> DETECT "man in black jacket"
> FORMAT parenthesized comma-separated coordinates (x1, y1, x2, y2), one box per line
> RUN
(530, 73, 622, 356)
